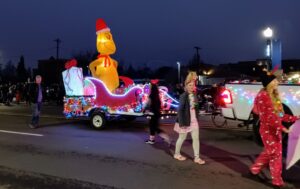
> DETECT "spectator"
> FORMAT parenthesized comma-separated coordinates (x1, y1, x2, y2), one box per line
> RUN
(28, 75, 44, 129)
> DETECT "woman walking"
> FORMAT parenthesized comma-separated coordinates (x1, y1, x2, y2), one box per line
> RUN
(173, 76, 205, 164)
(250, 71, 299, 189)
(145, 80, 170, 145)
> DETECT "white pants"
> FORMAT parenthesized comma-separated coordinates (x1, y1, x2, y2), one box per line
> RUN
(175, 129, 200, 158)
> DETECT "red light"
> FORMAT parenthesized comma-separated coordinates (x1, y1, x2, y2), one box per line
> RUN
(221, 89, 232, 104)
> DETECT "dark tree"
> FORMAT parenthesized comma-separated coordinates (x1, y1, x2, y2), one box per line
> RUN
(135, 64, 152, 79)
(27, 68, 32, 81)
(153, 66, 177, 85)
(117, 59, 125, 76)
(126, 64, 136, 78)
(3, 60, 16, 82)
(0, 62, 2, 82)
(16, 55, 28, 82)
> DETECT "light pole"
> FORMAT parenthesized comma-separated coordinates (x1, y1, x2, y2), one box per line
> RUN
(54, 38, 61, 60)
(177, 61, 181, 83)
(263, 27, 273, 70)
(194, 46, 201, 64)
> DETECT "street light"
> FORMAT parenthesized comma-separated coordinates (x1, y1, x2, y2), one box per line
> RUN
(176, 61, 181, 83)
(263, 27, 273, 38)
(263, 27, 273, 70)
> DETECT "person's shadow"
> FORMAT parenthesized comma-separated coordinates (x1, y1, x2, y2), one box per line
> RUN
(150, 138, 256, 174)
(147, 134, 253, 166)
(152, 139, 277, 188)
(148, 137, 174, 157)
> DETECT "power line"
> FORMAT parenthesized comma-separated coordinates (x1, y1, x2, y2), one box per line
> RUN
(54, 38, 62, 60)
(194, 46, 201, 64)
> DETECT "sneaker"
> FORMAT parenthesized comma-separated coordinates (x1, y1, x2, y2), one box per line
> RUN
(173, 154, 186, 161)
(145, 139, 155, 144)
(194, 157, 206, 165)
(28, 124, 37, 129)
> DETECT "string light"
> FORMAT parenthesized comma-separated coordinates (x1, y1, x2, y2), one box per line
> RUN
(226, 85, 300, 114)
(64, 78, 179, 119)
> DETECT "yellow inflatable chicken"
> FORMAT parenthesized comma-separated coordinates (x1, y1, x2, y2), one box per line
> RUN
(89, 18, 119, 92)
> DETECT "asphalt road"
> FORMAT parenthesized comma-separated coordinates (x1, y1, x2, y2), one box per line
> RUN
(0, 104, 299, 189)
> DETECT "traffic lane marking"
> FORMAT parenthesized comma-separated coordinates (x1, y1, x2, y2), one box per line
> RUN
(0, 130, 43, 137)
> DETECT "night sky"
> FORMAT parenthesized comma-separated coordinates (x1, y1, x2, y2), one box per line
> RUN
(0, 0, 300, 69)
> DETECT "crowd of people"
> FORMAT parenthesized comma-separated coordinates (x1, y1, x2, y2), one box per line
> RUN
(0, 82, 30, 105)
(0, 82, 64, 106)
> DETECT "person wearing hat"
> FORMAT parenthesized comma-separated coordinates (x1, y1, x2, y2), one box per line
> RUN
(250, 71, 299, 188)
(144, 80, 171, 145)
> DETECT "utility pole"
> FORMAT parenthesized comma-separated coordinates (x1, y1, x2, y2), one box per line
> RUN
(54, 38, 61, 60)
(194, 46, 201, 64)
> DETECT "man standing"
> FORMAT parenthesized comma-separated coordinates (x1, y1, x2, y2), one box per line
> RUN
(28, 75, 43, 129)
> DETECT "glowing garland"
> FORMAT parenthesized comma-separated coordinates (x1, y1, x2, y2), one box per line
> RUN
(86, 77, 145, 98)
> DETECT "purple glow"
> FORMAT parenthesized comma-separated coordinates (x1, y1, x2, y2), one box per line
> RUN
(86, 77, 145, 98)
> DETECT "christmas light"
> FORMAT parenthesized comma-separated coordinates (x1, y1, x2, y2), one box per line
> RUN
(227, 85, 300, 112)
(63, 77, 179, 119)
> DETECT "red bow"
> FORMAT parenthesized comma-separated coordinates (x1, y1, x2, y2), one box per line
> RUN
(98, 54, 111, 67)
(65, 59, 77, 69)
(150, 79, 159, 84)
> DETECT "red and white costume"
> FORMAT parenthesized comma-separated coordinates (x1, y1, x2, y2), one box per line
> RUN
(251, 90, 297, 186)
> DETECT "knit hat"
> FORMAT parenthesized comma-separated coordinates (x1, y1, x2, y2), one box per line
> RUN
(96, 18, 110, 34)
(261, 71, 276, 87)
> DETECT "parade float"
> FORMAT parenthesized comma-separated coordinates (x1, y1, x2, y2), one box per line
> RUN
(62, 19, 178, 129)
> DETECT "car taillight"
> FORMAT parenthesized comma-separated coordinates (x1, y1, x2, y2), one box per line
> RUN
(221, 89, 232, 104)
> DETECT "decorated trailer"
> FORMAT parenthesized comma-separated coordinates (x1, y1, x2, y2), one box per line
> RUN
(63, 76, 178, 129)
(62, 18, 178, 129)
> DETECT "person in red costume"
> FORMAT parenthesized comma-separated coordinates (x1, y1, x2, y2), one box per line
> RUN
(250, 71, 299, 189)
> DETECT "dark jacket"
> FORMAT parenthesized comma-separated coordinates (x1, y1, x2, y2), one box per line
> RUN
(177, 92, 200, 127)
(29, 83, 44, 103)
(146, 84, 161, 117)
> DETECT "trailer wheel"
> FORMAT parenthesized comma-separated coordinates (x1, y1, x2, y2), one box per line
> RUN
(90, 112, 106, 129)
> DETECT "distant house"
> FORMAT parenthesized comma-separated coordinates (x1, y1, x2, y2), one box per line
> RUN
(38, 57, 67, 85)
(215, 59, 300, 79)
(282, 59, 300, 73)
(216, 61, 257, 79)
